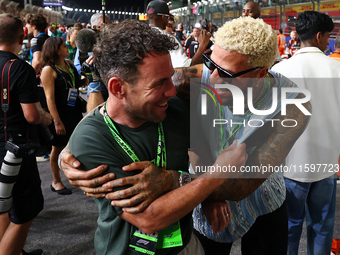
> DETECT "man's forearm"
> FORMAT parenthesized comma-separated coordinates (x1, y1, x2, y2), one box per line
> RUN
(190, 44, 206, 66)
(172, 64, 203, 101)
(120, 176, 225, 234)
(87, 92, 104, 112)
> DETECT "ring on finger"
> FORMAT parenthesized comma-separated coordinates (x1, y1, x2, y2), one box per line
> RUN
(225, 213, 229, 217)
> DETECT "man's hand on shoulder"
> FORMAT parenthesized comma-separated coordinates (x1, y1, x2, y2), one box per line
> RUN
(104, 161, 180, 214)
(60, 150, 114, 198)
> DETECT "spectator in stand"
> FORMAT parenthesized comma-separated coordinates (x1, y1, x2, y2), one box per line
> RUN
(184, 26, 200, 58)
(40, 37, 86, 195)
(48, 23, 63, 38)
(287, 31, 301, 57)
(66, 27, 81, 62)
(175, 23, 186, 46)
(62, 22, 81, 43)
(277, 29, 286, 56)
(58, 24, 66, 33)
(164, 16, 175, 35)
(19, 33, 33, 62)
(329, 36, 340, 62)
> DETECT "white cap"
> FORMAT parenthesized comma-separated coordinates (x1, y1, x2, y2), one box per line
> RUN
(194, 23, 201, 29)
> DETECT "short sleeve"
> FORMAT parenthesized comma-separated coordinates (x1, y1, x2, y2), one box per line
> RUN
(30, 38, 41, 55)
(11, 61, 39, 104)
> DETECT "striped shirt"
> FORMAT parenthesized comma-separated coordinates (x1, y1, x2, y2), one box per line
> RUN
(192, 67, 298, 242)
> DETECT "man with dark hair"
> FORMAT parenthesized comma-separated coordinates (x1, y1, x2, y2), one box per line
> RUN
(68, 19, 247, 255)
(329, 36, 340, 62)
(175, 23, 186, 44)
(25, 14, 48, 75)
(0, 14, 52, 255)
(61, 17, 310, 255)
(272, 11, 340, 255)
(184, 27, 201, 58)
(164, 16, 175, 35)
(25, 14, 50, 161)
(242, 1, 261, 18)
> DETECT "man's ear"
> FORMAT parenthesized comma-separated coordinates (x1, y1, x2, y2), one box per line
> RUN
(315, 31, 323, 45)
(107, 77, 125, 99)
(19, 34, 24, 46)
(258, 67, 268, 79)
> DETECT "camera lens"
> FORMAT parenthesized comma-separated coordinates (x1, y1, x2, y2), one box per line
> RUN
(0, 151, 22, 213)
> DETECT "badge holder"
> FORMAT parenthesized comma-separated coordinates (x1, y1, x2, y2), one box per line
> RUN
(129, 221, 183, 255)
(67, 88, 78, 107)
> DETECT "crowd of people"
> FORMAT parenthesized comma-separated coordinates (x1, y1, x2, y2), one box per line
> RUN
(0, 0, 339, 255)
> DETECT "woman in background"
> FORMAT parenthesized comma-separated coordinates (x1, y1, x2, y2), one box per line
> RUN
(40, 37, 87, 195)
(65, 26, 81, 62)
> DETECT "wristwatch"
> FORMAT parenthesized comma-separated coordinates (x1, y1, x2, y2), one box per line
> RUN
(179, 171, 191, 187)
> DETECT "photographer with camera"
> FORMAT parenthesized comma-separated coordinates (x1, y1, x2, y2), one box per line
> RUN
(74, 13, 110, 75)
(74, 13, 110, 111)
(0, 14, 52, 255)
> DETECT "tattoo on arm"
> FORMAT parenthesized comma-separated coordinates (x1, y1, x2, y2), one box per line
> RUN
(208, 94, 311, 201)
(172, 65, 203, 101)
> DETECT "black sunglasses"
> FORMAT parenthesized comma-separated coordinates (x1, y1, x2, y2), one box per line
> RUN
(202, 53, 262, 82)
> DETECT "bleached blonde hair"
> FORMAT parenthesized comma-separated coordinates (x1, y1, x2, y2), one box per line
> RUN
(215, 17, 278, 68)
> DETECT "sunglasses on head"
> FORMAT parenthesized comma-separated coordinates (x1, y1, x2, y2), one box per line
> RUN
(202, 53, 262, 82)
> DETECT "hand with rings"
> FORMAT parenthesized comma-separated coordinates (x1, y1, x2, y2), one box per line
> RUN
(202, 200, 232, 233)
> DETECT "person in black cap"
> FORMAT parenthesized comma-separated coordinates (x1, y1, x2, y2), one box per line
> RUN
(146, 0, 210, 68)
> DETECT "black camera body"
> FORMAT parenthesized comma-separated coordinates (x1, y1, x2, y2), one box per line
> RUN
(5, 138, 39, 158)
(201, 19, 209, 30)
(81, 61, 101, 83)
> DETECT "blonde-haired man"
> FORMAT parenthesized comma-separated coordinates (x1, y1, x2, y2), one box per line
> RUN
(60, 17, 310, 255)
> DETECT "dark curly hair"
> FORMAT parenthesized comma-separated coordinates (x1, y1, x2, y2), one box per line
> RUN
(296, 11, 334, 42)
(92, 19, 178, 86)
(25, 14, 47, 32)
(40, 37, 64, 67)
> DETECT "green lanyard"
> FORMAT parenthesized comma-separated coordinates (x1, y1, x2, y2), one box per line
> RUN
(103, 101, 167, 169)
(220, 74, 270, 152)
(57, 61, 75, 88)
